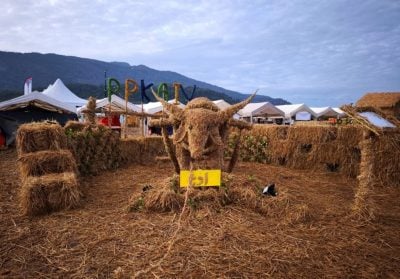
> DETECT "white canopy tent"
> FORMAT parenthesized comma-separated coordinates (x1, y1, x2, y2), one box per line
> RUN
(238, 102, 285, 123)
(310, 107, 340, 118)
(77, 95, 141, 114)
(42, 79, 87, 108)
(0, 91, 77, 114)
(212, 99, 231, 110)
(143, 99, 185, 114)
(276, 104, 316, 121)
(333, 108, 346, 118)
(212, 99, 241, 119)
(0, 92, 78, 144)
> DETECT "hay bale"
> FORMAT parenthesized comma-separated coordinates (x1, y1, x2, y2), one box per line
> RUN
(65, 124, 122, 175)
(352, 133, 377, 220)
(18, 150, 77, 177)
(17, 122, 67, 155)
(64, 120, 87, 132)
(20, 172, 81, 216)
(235, 125, 363, 177)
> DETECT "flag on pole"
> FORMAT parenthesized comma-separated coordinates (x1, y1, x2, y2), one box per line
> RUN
(24, 77, 32, 95)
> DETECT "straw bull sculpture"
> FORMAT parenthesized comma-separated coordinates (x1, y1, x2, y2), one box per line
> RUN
(150, 89, 257, 173)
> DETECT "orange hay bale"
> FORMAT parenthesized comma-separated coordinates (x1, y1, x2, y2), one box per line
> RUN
(16, 121, 67, 155)
(20, 172, 81, 216)
(18, 150, 77, 177)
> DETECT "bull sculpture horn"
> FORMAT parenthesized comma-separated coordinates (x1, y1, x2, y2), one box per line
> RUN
(151, 87, 183, 117)
(221, 90, 258, 118)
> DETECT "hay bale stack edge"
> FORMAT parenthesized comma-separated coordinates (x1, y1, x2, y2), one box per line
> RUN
(16, 121, 81, 216)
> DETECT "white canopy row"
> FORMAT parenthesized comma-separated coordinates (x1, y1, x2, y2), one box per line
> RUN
(0, 78, 346, 121)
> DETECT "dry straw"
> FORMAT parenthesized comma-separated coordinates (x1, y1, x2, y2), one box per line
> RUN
(65, 122, 121, 175)
(16, 121, 67, 155)
(18, 149, 77, 177)
(84, 96, 97, 124)
(128, 173, 294, 217)
(20, 172, 81, 216)
(236, 125, 363, 178)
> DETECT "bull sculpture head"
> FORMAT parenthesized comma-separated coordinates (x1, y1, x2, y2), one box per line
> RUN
(151, 88, 256, 172)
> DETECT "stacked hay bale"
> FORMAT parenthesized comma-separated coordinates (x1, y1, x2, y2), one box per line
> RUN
(352, 131, 377, 219)
(65, 121, 121, 175)
(16, 122, 81, 216)
(233, 125, 363, 177)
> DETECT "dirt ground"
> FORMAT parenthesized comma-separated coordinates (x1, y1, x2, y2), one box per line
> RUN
(1, 148, 399, 278)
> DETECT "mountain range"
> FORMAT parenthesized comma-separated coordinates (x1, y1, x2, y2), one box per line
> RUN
(0, 51, 289, 104)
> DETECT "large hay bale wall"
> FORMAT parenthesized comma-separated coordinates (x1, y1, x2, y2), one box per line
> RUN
(65, 122, 121, 176)
(16, 122, 81, 216)
(65, 122, 166, 175)
(230, 125, 364, 177)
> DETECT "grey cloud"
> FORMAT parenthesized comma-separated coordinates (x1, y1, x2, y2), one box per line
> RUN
(0, 0, 399, 106)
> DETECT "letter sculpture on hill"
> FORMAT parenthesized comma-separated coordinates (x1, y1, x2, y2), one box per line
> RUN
(150, 88, 257, 173)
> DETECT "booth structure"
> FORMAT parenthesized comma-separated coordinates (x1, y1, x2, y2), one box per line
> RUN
(276, 104, 317, 122)
(77, 95, 141, 114)
(310, 107, 340, 119)
(238, 102, 285, 123)
(0, 91, 78, 145)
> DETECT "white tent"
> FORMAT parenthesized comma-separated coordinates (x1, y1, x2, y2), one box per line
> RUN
(42, 79, 87, 107)
(212, 99, 242, 119)
(238, 102, 285, 123)
(143, 99, 185, 114)
(276, 104, 316, 121)
(77, 95, 141, 114)
(333, 108, 346, 118)
(0, 91, 77, 114)
(310, 107, 339, 118)
(212, 99, 231, 110)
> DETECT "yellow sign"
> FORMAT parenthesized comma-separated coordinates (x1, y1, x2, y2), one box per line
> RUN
(180, 169, 221, 187)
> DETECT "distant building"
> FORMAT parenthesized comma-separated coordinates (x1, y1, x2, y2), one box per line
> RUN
(356, 92, 400, 120)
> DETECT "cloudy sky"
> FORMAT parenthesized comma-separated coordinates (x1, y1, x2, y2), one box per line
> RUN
(1, 0, 399, 106)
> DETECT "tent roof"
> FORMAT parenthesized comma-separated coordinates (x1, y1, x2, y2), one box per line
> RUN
(276, 104, 316, 118)
(77, 95, 141, 114)
(238, 102, 285, 117)
(0, 91, 77, 114)
(333, 107, 345, 116)
(356, 92, 400, 108)
(310, 107, 339, 117)
(42, 78, 87, 107)
(212, 99, 231, 110)
(143, 99, 185, 114)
